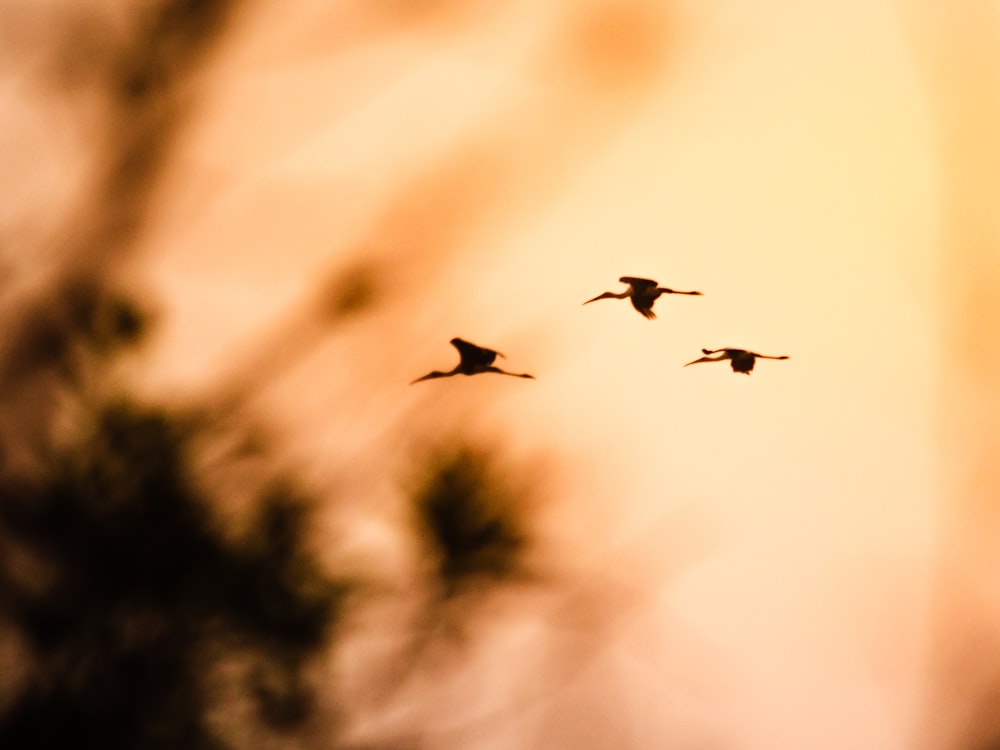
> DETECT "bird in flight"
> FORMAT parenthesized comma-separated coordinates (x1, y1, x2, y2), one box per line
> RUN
(583, 276, 702, 319)
(410, 338, 535, 384)
(684, 348, 789, 375)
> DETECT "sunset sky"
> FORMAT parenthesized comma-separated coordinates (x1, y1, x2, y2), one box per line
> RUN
(144, 1, 944, 747)
(4, 0, 998, 748)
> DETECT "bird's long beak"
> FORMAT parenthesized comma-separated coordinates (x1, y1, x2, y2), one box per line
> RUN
(684, 357, 714, 367)
(583, 292, 613, 305)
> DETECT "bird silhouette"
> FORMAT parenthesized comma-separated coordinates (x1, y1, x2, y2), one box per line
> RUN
(684, 348, 789, 375)
(583, 276, 702, 319)
(410, 338, 535, 384)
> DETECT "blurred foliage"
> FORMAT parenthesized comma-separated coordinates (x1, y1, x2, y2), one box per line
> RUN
(0, 398, 344, 749)
(0, 1, 351, 740)
(317, 262, 380, 321)
(0, 315, 538, 749)
(412, 445, 533, 599)
(2, 279, 149, 387)
(0, 2, 543, 748)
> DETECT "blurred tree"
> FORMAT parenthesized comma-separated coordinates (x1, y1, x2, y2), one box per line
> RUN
(412, 444, 534, 601)
(0, 2, 545, 748)
(0, 398, 343, 749)
(0, 2, 349, 747)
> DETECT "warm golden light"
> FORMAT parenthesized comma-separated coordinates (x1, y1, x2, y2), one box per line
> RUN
(1, 1, 997, 748)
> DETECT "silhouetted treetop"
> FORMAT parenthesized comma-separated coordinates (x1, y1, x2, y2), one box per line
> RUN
(0, 398, 345, 749)
(411, 445, 535, 598)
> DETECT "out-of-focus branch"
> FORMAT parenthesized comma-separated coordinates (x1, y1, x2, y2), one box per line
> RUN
(0, 1, 240, 393)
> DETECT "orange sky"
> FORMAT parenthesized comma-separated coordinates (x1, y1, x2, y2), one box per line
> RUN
(9, 0, 993, 747)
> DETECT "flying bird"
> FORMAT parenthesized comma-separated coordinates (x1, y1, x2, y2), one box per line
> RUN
(583, 276, 702, 319)
(410, 338, 535, 384)
(684, 348, 789, 375)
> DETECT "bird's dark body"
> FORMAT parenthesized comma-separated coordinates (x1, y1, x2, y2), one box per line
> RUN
(729, 353, 756, 373)
(625, 279, 662, 319)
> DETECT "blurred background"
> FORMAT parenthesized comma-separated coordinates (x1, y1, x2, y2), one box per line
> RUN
(0, 0, 997, 748)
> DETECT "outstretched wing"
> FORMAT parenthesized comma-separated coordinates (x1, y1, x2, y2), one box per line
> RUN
(684, 355, 718, 367)
(450, 338, 500, 367)
(619, 276, 657, 292)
